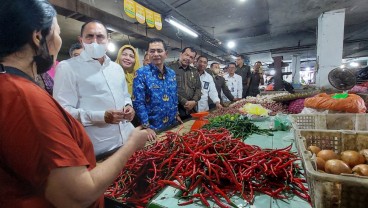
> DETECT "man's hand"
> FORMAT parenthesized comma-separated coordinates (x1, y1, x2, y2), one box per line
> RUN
(122, 105, 135, 121)
(215, 102, 223, 109)
(176, 115, 183, 124)
(104, 110, 124, 124)
(145, 128, 157, 142)
(126, 127, 149, 151)
(184, 100, 196, 111)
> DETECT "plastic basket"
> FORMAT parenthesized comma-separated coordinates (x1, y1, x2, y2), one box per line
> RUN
(296, 129, 368, 208)
(290, 114, 368, 131)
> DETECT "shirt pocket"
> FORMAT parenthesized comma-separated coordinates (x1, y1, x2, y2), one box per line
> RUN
(176, 76, 184, 89)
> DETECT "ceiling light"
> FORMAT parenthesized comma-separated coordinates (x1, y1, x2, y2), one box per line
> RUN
(165, 16, 198, 38)
(349, 62, 359, 67)
(340, 64, 345, 69)
(108, 42, 116, 52)
(227, 41, 235, 49)
(240, 0, 246, 2)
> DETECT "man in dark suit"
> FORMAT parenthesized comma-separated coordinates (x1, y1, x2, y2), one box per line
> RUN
(235, 54, 251, 98)
(208, 62, 239, 109)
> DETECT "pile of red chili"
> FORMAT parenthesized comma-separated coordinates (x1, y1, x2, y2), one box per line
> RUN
(105, 128, 310, 207)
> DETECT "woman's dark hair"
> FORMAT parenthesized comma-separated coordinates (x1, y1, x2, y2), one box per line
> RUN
(0, 0, 56, 61)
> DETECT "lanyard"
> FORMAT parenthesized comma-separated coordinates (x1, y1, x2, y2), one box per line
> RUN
(0, 64, 36, 84)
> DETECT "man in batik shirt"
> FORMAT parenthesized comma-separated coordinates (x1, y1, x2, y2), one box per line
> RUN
(133, 38, 180, 140)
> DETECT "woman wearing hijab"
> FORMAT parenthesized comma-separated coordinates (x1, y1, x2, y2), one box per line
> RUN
(116, 45, 141, 95)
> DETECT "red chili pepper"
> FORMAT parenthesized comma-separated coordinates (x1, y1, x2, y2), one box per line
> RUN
(199, 193, 210, 207)
(158, 180, 187, 191)
(178, 199, 194, 206)
(169, 160, 184, 179)
(187, 176, 202, 193)
(202, 184, 231, 208)
(209, 181, 232, 204)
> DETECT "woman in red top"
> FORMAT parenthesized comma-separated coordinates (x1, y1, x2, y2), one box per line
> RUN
(0, 0, 148, 207)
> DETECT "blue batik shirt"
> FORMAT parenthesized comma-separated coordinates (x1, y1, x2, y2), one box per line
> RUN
(132, 64, 178, 130)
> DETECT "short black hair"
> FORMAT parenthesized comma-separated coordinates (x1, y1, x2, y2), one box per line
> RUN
(228, 62, 236, 68)
(197, 55, 208, 62)
(146, 38, 167, 51)
(181, 47, 197, 57)
(80, 20, 108, 37)
(210, 62, 219, 68)
(0, 0, 56, 61)
(68, 43, 83, 57)
(255, 61, 262, 64)
(236, 54, 245, 60)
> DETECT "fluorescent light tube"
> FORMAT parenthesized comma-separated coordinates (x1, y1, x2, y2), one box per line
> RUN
(165, 17, 198, 38)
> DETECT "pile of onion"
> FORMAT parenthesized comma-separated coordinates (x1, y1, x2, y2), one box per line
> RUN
(308, 146, 368, 176)
(288, 99, 305, 114)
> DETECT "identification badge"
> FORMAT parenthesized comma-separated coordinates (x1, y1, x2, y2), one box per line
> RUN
(203, 81, 209, 90)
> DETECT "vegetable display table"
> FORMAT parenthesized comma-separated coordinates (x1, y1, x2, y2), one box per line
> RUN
(144, 118, 311, 208)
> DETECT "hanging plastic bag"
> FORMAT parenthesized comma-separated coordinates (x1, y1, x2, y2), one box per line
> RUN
(274, 113, 291, 131)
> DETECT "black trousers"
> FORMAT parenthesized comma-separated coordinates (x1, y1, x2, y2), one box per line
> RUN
(178, 104, 194, 120)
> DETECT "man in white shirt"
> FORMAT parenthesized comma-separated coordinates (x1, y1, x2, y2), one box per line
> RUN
(222, 62, 243, 102)
(53, 20, 135, 157)
(196, 56, 223, 112)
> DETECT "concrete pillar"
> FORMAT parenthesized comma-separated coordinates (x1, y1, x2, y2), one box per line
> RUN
(273, 56, 283, 90)
(291, 55, 301, 85)
(316, 9, 345, 88)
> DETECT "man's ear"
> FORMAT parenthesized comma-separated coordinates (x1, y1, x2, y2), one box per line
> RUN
(32, 30, 42, 47)
(78, 36, 84, 48)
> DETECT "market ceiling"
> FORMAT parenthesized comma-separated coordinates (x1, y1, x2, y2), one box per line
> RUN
(51, 0, 368, 64)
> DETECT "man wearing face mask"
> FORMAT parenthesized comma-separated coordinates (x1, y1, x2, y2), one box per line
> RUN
(53, 20, 136, 159)
(167, 47, 202, 120)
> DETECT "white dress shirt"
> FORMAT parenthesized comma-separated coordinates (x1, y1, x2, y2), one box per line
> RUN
(222, 73, 243, 102)
(197, 71, 220, 112)
(53, 51, 134, 156)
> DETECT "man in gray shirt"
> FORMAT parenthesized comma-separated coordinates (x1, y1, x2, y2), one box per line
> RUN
(167, 47, 201, 120)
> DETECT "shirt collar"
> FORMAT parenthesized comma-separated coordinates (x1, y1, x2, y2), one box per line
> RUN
(177, 60, 191, 71)
(149, 63, 168, 74)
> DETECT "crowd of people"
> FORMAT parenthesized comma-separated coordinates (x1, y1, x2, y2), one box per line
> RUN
(0, 0, 264, 207)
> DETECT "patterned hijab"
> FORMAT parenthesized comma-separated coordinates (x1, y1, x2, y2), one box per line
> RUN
(115, 45, 141, 95)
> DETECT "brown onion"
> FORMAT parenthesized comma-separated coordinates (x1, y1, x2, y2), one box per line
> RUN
(308, 145, 321, 155)
(359, 149, 368, 162)
(340, 150, 366, 168)
(317, 150, 338, 161)
(316, 157, 325, 171)
(352, 164, 368, 176)
(325, 159, 352, 175)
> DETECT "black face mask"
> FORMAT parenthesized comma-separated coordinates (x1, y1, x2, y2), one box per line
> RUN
(33, 38, 54, 75)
